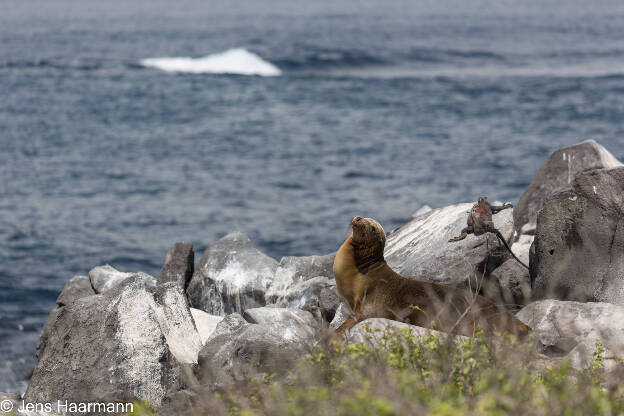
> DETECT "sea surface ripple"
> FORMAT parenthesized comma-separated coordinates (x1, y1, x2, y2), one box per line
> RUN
(1, 0, 624, 392)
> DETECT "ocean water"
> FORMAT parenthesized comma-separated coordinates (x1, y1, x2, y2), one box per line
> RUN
(1, 0, 624, 392)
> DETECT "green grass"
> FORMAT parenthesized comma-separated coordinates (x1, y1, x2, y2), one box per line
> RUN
(128, 326, 624, 416)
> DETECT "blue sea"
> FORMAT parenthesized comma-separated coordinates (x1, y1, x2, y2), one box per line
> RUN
(2, 0, 624, 392)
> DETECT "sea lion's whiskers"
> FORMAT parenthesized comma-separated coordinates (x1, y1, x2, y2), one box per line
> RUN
(343, 222, 353, 239)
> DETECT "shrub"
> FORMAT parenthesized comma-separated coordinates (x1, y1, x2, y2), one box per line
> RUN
(128, 327, 624, 416)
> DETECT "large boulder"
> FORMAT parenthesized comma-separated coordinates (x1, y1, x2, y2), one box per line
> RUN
(186, 232, 278, 315)
(269, 276, 341, 323)
(518, 300, 624, 373)
(514, 140, 621, 237)
(24, 277, 202, 412)
(530, 167, 624, 303)
(196, 309, 318, 389)
(157, 242, 194, 290)
(384, 203, 514, 286)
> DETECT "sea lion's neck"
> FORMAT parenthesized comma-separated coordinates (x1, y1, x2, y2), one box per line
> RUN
(333, 235, 362, 307)
(334, 235, 358, 280)
(352, 240, 385, 274)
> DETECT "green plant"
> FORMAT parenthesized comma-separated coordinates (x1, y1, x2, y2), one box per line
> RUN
(126, 327, 624, 416)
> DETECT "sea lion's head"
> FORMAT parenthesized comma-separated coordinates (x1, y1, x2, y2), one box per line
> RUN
(350, 216, 386, 273)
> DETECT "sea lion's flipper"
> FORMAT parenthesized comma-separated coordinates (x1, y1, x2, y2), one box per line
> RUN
(448, 226, 473, 242)
(323, 302, 364, 346)
(320, 318, 354, 346)
(333, 315, 359, 339)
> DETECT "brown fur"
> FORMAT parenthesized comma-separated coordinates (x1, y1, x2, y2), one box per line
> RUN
(330, 216, 530, 341)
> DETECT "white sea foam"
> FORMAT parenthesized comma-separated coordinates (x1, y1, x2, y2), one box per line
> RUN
(140, 48, 281, 76)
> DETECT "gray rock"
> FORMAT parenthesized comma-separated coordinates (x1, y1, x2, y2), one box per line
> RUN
(242, 307, 320, 339)
(530, 167, 624, 303)
(490, 259, 531, 310)
(88, 264, 154, 294)
(346, 318, 465, 348)
(329, 303, 352, 331)
(0, 392, 21, 403)
(511, 234, 533, 266)
(25, 277, 202, 412)
(196, 309, 318, 389)
(159, 390, 202, 416)
(37, 276, 96, 359)
(186, 232, 278, 315)
(514, 139, 621, 237)
(35, 307, 62, 361)
(411, 205, 433, 219)
(0, 393, 21, 416)
(0, 395, 15, 416)
(384, 202, 514, 286)
(276, 253, 335, 283)
(190, 308, 223, 345)
(266, 253, 335, 302)
(208, 313, 248, 340)
(270, 276, 341, 323)
(56, 275, 94, 307)
(35, 276, 95, 358)
(517, 300, 624, 372)
(157, 242, 194, 290)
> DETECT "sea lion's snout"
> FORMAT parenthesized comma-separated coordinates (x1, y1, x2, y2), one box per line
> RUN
(350, 216, 386, 247)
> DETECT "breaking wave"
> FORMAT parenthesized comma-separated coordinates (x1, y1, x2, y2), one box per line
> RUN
(140, 48, 281, 76)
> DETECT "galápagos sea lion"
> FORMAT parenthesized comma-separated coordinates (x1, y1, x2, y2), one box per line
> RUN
(330, 216, 530, 341)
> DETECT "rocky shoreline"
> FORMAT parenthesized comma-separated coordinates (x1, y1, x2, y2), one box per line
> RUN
(2, 139, 624, 416)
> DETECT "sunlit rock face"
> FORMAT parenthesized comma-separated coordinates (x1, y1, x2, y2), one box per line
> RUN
(89, 264, 155, 294)
(384, 202, 514, 287)
(187, 232, 279, 316)
(190, 308, 223, 345)
(265, 253, 335, 303)
(24, 277, 202, 411)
